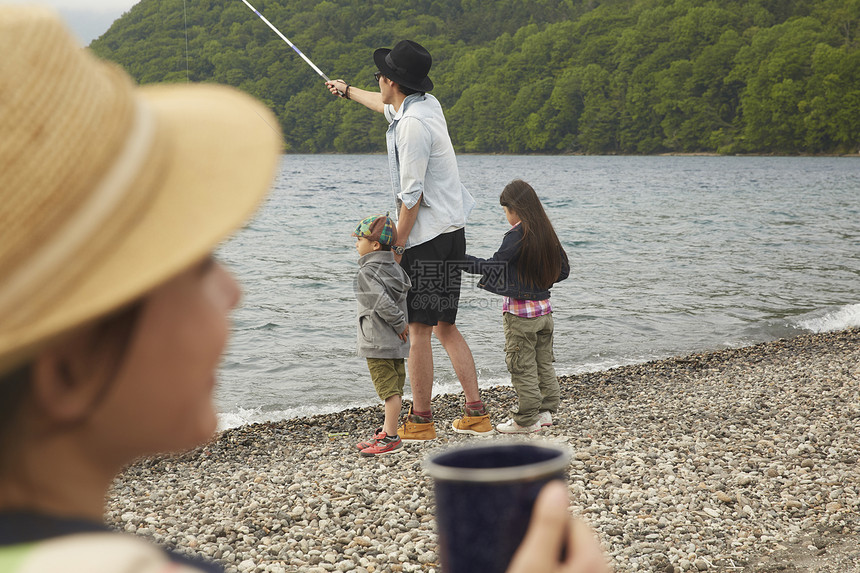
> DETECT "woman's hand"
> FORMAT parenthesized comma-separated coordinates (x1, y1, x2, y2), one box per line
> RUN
(506, 481, 611, 573)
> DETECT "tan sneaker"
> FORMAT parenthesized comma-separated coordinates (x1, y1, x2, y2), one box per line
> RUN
(538, 411, 553, 427)
(452, 413, 494, 436)
(496, 418, 541, 434)
(398, 408, 437, 442)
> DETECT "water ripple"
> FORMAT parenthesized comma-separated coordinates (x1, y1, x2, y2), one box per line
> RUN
(215, 155, 859, 426)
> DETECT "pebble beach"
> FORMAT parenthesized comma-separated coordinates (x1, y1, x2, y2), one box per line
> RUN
(106, 329, 860, 573)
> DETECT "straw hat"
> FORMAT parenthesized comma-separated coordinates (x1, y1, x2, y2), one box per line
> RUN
(0, 6, 282, 375)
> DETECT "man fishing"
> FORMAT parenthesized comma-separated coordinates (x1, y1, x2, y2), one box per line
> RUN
(326, 40, 493, 440)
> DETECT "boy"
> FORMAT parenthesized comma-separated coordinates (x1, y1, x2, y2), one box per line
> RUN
(352, 214, 411, 456)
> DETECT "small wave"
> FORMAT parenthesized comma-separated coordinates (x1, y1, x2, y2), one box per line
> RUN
(218, 407, 269, 431)
(560, 357, 648, 375)
(217, 399, 381, 431)
(795, 303, 860, 333)
(244, 322, 279, 331)
(218, 377, 516, 431)
(441, 376, 511, 395)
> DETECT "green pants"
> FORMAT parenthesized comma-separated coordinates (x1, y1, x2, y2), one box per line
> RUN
(503, 312, 559, 426)
(367, 358, 406, 401)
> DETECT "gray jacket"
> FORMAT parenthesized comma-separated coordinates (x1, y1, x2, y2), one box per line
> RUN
(354, 251, 411, 359)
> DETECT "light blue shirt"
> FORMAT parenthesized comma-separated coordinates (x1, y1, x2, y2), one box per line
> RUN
(384, 93, 475, 248)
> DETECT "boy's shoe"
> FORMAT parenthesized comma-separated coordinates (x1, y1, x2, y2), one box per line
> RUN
(452, 413, 494, 436)
(496, 418, 542, 434)
(538, 411, 553, 427)
(397, 407, 436, 441)
(356, 428, 384, 450)
(360, 433, 403, 456)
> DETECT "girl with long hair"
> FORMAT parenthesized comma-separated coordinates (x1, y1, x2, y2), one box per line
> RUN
(465, 179, 570, 433)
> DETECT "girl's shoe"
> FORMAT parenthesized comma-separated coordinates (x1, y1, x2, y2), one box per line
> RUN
(496, 418, 541, 434)
(538, 411, 553, 427)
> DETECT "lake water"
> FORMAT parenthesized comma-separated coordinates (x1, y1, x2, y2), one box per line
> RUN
(216, 155, 859, 429)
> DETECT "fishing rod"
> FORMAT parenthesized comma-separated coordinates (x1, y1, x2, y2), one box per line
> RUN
(239, 0, 331, 83)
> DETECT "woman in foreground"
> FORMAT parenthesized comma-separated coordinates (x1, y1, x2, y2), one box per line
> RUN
(0, 7, 608, 573)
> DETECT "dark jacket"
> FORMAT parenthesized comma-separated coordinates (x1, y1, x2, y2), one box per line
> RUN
(464, 223, 569, 300)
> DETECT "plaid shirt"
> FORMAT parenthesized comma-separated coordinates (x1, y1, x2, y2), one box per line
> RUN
(503, 296, 552, 318)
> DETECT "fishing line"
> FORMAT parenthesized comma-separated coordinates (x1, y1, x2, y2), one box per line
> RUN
(239, 0, 331, 83)
(182, 0, 190, 81)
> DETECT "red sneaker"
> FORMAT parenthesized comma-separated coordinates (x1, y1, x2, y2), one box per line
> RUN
(359, 433, 403, 456)
(356, 428, 383, 450)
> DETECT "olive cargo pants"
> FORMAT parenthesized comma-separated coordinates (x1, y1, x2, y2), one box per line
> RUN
(503, 312, 559, 426)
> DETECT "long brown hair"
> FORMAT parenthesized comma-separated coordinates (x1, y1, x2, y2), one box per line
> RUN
(499, 180, 566, 290)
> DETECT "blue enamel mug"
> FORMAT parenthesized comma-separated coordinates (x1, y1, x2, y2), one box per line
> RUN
(423, 441, 571, 573)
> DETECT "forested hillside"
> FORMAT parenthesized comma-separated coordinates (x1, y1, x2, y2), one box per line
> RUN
(91, 0, 860, 154)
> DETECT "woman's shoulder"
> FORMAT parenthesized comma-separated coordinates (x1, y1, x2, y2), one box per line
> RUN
(0, 512, 222, 573)
(2, 531, 220, 573)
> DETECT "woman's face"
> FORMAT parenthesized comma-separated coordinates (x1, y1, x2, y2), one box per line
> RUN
(88, 257, 240, 462)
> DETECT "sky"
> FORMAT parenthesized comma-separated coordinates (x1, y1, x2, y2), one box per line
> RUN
(1, 0, 140, 44)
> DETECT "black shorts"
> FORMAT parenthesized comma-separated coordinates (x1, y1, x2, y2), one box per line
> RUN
(400, 228, 466, 326)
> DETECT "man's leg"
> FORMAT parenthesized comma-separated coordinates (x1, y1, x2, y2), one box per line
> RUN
(437, 321, 494, 436)
(433, 321, 480, 403)
(398, 322, 437, 441)
(408, 322, 434, 412)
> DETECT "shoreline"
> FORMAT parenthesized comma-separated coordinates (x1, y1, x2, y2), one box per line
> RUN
(107, 329, 860, 572)
(283, 151, 860, 158)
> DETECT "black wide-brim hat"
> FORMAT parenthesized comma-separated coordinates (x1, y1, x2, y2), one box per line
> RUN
(373, 40, 434, 92)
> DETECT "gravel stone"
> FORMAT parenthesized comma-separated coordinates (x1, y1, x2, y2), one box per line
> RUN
(106, 329, 860, 572)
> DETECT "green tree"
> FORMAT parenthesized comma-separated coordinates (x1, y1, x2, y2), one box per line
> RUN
(90, 0, 860, 154)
